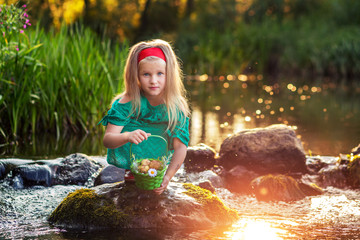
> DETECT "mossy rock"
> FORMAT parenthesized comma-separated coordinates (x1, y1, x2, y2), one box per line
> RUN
(251, 174, 323, 202)
(49, 182, 239, 231)
(48, 188, 129, 230)
(183, 183, 238, 222)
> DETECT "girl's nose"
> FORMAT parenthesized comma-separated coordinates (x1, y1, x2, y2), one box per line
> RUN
(150, 75, 157, 83)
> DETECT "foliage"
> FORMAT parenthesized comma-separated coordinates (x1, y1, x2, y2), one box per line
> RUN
(0, 3, 127, 145)
(0, 2, 31, 44)
(2, 0, 359, 78)
(0, 2, 42, 143)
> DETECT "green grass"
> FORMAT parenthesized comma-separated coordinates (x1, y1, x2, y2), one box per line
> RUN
(0, 22, 128, 145)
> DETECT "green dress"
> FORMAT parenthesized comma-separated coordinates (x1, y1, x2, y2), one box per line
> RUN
(99, 94, 190, 169)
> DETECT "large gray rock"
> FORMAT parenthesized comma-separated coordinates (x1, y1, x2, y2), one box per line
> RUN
(48, 153, 102, 186)
(48, 182, 238, 231)
(218, 124, 307, 175)
(1, 153, 103, 188)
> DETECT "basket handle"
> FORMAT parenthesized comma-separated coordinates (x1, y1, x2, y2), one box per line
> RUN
(129, 135, 168, 159)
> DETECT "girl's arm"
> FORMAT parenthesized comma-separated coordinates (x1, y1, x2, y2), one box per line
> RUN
(154, 137, 187, 195)
(103, 123, 150, 149)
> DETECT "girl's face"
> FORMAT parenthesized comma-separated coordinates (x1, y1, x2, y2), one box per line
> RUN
(138, 58, 166, 103)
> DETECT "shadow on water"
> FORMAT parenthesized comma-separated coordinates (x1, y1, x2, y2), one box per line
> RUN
(1, 75, 359, 158)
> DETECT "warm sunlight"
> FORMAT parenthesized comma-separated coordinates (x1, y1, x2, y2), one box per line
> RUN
(225, 219, 287, 240)
(190, 107, 203, 146)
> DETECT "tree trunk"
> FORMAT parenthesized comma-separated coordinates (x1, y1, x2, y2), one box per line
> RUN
(185, 0, 194, 18)
(136, 0, 152, 40)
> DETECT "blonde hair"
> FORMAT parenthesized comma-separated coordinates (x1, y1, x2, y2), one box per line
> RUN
(113, 39, 189, 131)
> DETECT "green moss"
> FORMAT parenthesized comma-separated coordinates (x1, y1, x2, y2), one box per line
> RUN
(182, 183, 238, 221)
(49, 188, 129, 229)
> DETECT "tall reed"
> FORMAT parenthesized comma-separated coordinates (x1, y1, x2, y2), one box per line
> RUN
(0, 22, 127, 145)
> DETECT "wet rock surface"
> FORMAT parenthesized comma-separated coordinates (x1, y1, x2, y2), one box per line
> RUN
(351, 144, 360, 155)
(318, 165, 349, 189)
(218, 124, 307, 175)
(184, 143, 217, 173)
(1, 153, 103, 189)
(50, 153, 102, 186)
(222, 165, 260, 193)
(347, 154, 360, 188)
(49, 182, 238, 231)
(251, 174, 323, 202)
(94, 165, 125, 186)
(11, 164, 52, 188)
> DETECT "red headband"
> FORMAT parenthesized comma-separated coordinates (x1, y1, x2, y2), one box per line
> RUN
(138, 47, 166, 63)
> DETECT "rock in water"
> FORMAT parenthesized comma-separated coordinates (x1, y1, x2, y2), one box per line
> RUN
(251, 174, 323, 202)
(351, 144, 360, 155)
(94, 165, 125, 186)
(48, 182, 238, 231)
(218, 124, 307, 175)
(0, 162, 5, 179)
(347, 154, 360, 188)
(11, 164, 52, 188)
(184, 144, 217, 173)
(318, 165, 348, 188)
(222, 165, 259, 194)
(50, 153, 102, 186)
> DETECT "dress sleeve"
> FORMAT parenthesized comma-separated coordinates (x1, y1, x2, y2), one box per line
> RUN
(167, 115, 190, 150)
(98, 100, 132, 126)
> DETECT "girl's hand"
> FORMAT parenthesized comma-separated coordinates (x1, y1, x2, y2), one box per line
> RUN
(127, 130, 151, 144)
(153, 138, 187, 195)
(153, 175, 170, 195)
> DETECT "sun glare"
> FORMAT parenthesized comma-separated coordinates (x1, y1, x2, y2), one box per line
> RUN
(225, 219, 287, 240)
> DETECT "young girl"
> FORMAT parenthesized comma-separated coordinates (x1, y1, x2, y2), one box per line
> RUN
(99, 39, 190, 195)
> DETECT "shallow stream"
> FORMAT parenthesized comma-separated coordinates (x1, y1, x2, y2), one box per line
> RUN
(1, 77, 359, 239)
(1, 167, 360, 239)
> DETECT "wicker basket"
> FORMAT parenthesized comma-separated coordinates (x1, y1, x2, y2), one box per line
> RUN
(130, 135, 169, 190)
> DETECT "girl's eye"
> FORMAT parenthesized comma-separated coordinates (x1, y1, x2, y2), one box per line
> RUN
(157, 72, 164, 76)
(143, 73, 150, 76)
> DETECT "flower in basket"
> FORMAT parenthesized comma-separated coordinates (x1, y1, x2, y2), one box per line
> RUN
(148, 168, 157, 177)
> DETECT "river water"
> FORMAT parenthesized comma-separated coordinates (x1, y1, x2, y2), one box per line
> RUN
(1, 167, 360, 239)
(1, 76, 360, 239)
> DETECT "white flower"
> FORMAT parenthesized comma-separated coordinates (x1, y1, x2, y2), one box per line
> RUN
(148, 168, 157, 177)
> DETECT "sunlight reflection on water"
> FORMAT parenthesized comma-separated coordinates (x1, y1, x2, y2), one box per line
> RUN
(224, 219, 293, 240)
